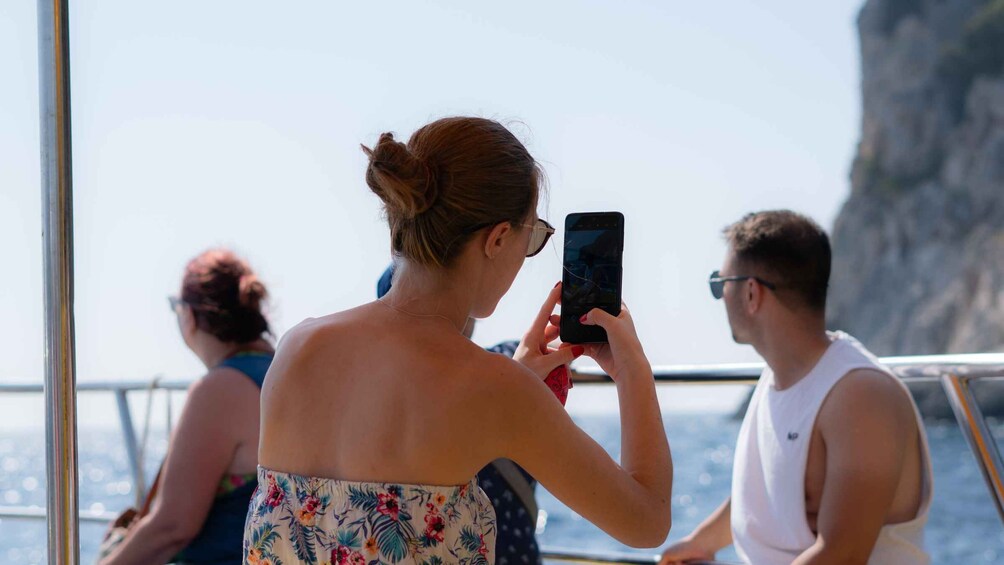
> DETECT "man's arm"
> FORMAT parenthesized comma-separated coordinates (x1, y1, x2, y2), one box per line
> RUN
(659, 498, 732, 564)
(793, 369, 917, 565)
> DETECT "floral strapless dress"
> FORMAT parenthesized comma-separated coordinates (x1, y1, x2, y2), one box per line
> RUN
(244, 467, 497, 565)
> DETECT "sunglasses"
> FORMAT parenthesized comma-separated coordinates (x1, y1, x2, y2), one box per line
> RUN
(167, 295, 184, 311)
(521, 218, 556, 258)
(708, 270, 777, 299)
(465, 218, 556, 258)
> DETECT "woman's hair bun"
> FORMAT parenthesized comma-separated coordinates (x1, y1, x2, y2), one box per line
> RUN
(360, 118, 541, 268)
(238, 273, 267, 310)
(362, 132, 439, 219)
(181, 249, 271, 343)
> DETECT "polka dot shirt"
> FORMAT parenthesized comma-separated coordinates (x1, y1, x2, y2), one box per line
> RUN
(484, 340, 543, 564)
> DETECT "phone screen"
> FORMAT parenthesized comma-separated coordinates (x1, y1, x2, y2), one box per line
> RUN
(560, 212, 623, 343)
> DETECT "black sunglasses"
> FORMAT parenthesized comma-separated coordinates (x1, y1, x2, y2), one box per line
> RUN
(708, 270, 777, 299)
(521, 218, 556, 258)
(465, 218, 556, 258)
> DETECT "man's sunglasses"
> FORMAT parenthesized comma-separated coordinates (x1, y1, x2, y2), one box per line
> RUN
(708, 270, 777, 299)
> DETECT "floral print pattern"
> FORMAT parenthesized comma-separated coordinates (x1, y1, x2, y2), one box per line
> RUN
(244, 467, 496, 565)
(218, 471, 258, 497)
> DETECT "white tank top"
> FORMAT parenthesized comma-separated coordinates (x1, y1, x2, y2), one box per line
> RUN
(731, 332, 932, 565)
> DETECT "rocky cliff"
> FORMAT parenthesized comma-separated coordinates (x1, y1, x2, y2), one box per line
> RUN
(830, 0, 1004, 358)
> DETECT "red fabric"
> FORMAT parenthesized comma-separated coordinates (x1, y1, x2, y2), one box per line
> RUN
(544, 365, 573, 405)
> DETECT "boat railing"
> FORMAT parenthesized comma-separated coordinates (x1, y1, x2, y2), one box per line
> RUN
(2, 353, 1004, 564)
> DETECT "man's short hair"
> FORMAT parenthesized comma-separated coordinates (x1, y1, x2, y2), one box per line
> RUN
(723, 210, 831, 312)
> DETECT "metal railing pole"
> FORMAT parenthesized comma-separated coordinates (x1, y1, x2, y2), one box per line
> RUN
(541, 549, 736, 564)
(37, 0, 80, 562)
(941, 374, 1004, 524)
(114, 389, 147, 505)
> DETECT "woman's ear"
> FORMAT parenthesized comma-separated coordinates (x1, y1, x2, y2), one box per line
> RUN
(178, 305, 198, 338)
(483, 222, 514, 259)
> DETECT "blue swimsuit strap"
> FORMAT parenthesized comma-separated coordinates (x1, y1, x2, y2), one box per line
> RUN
(217, 351, 273, 389)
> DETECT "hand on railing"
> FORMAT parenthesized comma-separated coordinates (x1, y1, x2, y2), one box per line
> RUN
(657, 536, 718, 565)
(541, 547, 740, 564)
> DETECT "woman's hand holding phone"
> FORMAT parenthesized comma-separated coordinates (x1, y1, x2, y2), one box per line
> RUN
(519, 283, 650, 387)
(514, 282, 584, 381)
(568, 302, 650, 384)
(512, 282, 672, 547)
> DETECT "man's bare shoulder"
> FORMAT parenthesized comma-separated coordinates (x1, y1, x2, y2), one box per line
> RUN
(831, 368, 911, 405)
(818, 368, 916, 437)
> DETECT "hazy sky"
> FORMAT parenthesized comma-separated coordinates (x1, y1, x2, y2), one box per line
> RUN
(2, 1, 863, 425)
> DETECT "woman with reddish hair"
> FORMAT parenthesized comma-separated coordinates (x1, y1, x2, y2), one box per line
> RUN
(100, 249, 274, 565)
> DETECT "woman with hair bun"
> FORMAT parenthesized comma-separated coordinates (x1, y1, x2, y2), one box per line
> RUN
(247, 117, 673, 564)
(100, 249, 275, 565)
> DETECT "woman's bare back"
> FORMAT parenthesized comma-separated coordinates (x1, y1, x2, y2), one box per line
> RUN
(259, 302, 511, 485)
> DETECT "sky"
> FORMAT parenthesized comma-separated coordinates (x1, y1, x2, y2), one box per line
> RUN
(1, 0, 864, 427)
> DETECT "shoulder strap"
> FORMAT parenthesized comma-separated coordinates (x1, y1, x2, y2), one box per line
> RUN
(218, 352, 273, 389)
(490, 459, 538, 525)
(138, 463, 165, 517)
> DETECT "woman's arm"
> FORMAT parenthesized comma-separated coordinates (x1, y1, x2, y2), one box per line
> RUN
(491, 285, 673, 547)
(488, 352, 672, 547)
(100, 370, 248, 565)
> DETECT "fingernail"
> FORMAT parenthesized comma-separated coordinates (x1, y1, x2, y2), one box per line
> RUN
(579, 314, 588, 323)
(553, 281, 561, 288)
(572, 345, 585, 358)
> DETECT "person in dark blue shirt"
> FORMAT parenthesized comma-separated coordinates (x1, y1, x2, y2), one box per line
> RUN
(99, 249, 275, 565)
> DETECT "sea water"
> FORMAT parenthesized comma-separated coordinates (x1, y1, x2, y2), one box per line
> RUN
(0, 413, 1002, 564)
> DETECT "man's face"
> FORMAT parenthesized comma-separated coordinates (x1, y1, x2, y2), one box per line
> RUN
(720, 250, 752, 344)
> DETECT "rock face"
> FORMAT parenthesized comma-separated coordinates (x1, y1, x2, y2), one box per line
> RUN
(830, 0, 1004, 358)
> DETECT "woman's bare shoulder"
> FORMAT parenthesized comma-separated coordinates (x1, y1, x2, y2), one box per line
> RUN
(260, 309, 366, 388)
(276, 306, 373, 355)
(460, 347, 552, 406)
(197, 365, 260, 394)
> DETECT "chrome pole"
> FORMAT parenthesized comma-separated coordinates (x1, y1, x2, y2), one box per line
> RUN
(942, 374, 1004, 524)
(38, 0, 80, 562)
(114, 390, 147, 506)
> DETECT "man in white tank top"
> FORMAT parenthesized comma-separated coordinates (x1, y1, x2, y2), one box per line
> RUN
(661, 211, 932, 565)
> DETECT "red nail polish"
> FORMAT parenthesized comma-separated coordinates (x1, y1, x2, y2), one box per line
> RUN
(572, 345, 585, 358)
(579, 314, 588, 323)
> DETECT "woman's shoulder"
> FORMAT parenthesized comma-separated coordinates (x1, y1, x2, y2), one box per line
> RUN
(190, 364, 260, 402)
(266, 306, 381, 376)
(179, 366, 259, 423)
(277, 307, 368, 350)
(458, 346, 546, 401)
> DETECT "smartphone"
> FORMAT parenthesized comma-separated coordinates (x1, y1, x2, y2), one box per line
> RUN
(560, 212, 624, 343)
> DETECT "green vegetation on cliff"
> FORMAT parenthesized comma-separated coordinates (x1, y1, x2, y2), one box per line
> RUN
(940, 0, 1004, 117)
(876, 0, 924, 34)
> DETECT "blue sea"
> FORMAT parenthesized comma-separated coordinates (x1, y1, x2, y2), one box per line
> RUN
(0, 412, 1002, 564)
